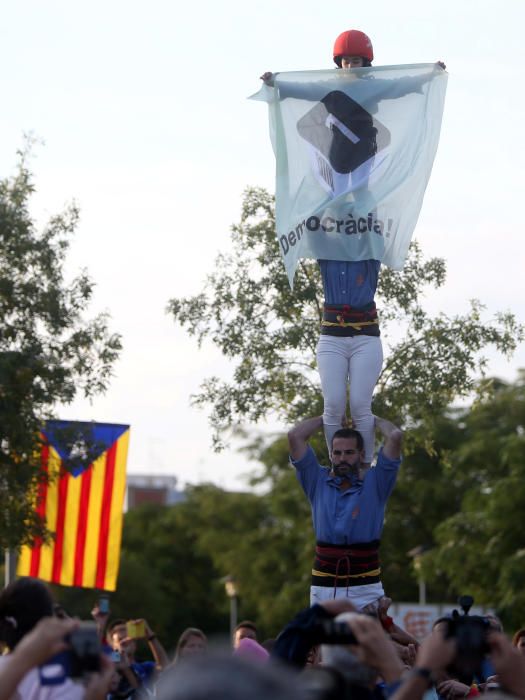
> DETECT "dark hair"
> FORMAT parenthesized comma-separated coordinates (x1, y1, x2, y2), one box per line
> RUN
(234, 620, 257, 634)
(512, 628, 525, 646)
(107, 618, 127, 641)
(432, 615, 451, 630)
(0, 577, 54, 649)
(331, 428, 364, 452)
(174, 627, 207, 661)
(485, 613, 503, 633)
(335, 57, 372, 68)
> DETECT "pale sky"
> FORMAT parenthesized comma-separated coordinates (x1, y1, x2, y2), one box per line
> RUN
(1, 0, 524, 490)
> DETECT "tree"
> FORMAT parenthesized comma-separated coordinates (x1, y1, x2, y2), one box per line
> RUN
(420, 373, 525, 629)
(180, 481, 313, 636)
(168, 187, 522, 452)
(0, 148, 122, 549)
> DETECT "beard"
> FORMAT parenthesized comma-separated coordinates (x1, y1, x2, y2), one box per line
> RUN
(332, 460, 359, 478)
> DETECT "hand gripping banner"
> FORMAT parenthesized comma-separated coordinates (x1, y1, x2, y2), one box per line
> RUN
(251, 64, 448, 286)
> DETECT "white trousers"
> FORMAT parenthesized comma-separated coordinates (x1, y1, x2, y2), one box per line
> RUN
(316, 334, 383, 463)
(310, 582, 385, 611)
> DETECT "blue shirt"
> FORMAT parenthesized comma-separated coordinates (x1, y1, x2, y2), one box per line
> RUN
(131, 660, 155, 685)
(291, 445, 400, 544)
(319, 259, 380, 306)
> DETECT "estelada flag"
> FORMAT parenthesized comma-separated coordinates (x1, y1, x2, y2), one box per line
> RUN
(17, 421, 130, 591)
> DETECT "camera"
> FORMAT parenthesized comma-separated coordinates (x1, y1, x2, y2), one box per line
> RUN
(40, 622, 101, 685)
(68, 623, 102, 677)
(315, 619, 358, 645)
(444, 595, 491, 684)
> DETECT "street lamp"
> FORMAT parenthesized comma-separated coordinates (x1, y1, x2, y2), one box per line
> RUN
(4, 550, 17, 586)
(223, 575, 238, 638)
(408, 545, 428, 605)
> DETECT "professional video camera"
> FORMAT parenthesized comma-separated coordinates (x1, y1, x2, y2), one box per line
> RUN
(444, 595, 491, 684)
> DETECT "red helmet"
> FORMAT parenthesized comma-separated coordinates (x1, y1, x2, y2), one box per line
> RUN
(333, 30, 374, 66)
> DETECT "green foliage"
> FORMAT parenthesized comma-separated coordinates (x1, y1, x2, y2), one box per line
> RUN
(177, 482, 312, 637)
(421, 373, 525, 628)
(381, 411, 467, 602)
(0, 147, 122, 549)
(168, 187, 522, 452)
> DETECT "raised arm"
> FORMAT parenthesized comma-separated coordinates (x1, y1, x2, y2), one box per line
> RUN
(374, 416, 403, 460)
(288, 416, 323, 461)
(139, 618, 169, 670)
(0, 617, 79, 700)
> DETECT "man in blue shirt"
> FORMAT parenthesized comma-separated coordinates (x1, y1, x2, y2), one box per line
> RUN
(288, 414, 402, 610)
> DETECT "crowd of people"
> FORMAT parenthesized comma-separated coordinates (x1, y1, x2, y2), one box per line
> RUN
(2, 576, 525, 700)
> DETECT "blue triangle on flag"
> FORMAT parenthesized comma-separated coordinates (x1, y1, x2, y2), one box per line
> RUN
(43, 420, 129, 477)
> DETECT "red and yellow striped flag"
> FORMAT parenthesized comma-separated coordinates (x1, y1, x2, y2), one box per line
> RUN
(17, 421, 130, 591)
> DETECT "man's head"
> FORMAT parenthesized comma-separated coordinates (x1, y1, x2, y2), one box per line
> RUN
(331, 429, 365, 479)
(233, 620, 258, 649)
(333, 30, 373, 69)
(0, 577, 54, 649)
(485, 613, 503, 633)
(108, 618, 136, 657)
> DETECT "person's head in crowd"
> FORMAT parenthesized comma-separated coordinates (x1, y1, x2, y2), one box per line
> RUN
(108, 618, 136, 658)
(0, 577, 54, 650)
(233, 620, 258, 649)
(485, 613, 504, 632)
(512, 628, 525, 655)
(306, 644, 322, 666)
(432, 615, 451, 635)
(174, 628, 207, 662)
(156, 653, 304, 700)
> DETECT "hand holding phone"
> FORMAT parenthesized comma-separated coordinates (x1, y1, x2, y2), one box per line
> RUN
(126, 619, 146, 639)
(98, 595, 110, 615)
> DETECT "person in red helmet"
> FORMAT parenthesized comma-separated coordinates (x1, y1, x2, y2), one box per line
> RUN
(261, 33, 445, 469)
(332, 29, 374, 68)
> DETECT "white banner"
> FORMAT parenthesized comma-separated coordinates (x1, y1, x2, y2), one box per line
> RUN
(251, 64, 448, 286)
(391, 603, 489, 641)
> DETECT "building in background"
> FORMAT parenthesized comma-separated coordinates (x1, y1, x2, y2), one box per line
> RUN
(126, 474, 185, 510)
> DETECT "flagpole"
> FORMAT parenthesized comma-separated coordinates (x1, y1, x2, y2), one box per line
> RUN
(4, 549, 17, 586)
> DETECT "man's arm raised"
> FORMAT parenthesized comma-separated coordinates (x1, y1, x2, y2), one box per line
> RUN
(374, 415, 403, 460)
(288, 416, 323, 461)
